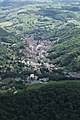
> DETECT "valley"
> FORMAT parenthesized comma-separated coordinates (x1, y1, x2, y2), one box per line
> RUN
(0, 0, 80, 91)
(0, 0, 80, 120)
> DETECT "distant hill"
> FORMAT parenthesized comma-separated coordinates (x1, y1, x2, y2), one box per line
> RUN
(0, 0, 80, 3)
(53, 0, 80, 1)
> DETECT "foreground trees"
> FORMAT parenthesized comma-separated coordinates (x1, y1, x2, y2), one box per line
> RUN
(0, 81, 80, 120)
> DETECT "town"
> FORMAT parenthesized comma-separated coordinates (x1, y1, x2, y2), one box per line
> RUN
(0, 36, 57, 91)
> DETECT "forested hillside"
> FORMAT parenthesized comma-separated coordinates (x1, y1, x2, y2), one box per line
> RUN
(0, 28, 17, 66)
(0, 81, 80, 120)
(49, 27, 80, 71)
(0, 28, 18, 43)
(0, 28, 25, 77)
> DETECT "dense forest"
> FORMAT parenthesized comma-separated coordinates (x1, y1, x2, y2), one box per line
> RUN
(0, 81, 80, 120)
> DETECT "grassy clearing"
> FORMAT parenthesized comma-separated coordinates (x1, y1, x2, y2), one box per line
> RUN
(0, 80, 80, 94)
(26, 80, 80, 90)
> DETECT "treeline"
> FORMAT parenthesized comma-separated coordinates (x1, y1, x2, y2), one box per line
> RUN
(0, 81, 80, 120)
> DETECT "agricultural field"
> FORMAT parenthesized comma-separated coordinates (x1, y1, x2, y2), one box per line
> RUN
(0, 21, 13, 27)
(0, 1, 80, 39)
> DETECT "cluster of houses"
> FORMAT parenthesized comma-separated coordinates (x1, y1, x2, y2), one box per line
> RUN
(21, 36, 55, 71)
(68, 72, 80, 79)
(0, 36, 55, 74)
(0, 73, 49, 90)
(14, 74, 49, 85)
(0, 36, 55, 90)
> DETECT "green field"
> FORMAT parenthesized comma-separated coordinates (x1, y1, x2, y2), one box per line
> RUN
(0, 1, 80, 38)
(26, 80, 80, 90)
(1, 80, 80, 94)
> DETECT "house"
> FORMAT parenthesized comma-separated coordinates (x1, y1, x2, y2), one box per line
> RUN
(30, 74, 35, 79)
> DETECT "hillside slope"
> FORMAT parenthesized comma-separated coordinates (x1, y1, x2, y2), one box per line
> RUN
(49, 26, 80, 71)
(0, 28, 16, 66)
(0, 28, 23, 75)
(0, 28, 18, 43)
